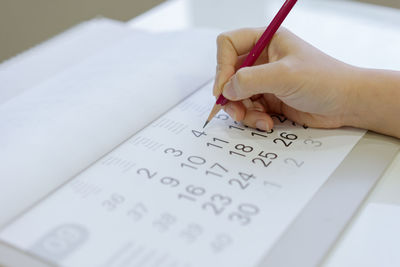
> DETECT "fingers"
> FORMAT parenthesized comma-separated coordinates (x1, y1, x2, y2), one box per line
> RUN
(222, 61, 294, 101)
(211, 27, 350, 132)
(213, 28, 265, 97)
(213, 27, 303, 132)
(223, 99, 273, 132)
(242, 110, 274, 132)
(213, 27, 305, 101)
(223, 101, 246, 122)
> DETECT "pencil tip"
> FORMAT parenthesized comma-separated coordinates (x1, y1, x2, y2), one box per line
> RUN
(203, 104, 223, 129)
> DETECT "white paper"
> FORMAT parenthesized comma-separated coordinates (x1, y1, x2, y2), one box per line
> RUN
(325, 203, 400, 267)
(0, 81, 365, 267)
(0, 27, 218, 227)
(0, 18, 131, 105)
(279, 2, 400, 70)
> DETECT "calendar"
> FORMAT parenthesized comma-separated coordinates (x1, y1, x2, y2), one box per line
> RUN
(0, 81, 365, 267)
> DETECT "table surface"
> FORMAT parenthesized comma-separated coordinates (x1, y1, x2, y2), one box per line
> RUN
(127, 0, 400, 265)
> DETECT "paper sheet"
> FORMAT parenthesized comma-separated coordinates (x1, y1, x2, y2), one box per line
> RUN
(0, 25, 218, 227)
(0, 18, 130, 105)
(0, 81, 365, 267)
(325, 203, 400, 267)
(279, 2, 400, 70)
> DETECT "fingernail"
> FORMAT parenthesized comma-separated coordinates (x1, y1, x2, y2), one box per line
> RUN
(222, 81, 237, 100)
(225, 107, 236, 121)
(256, 120, 270, 132)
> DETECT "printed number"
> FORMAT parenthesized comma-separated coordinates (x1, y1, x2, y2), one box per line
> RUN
(211, 234, 232, 253)
(211, 194, 232, 205)
(292, 121, 309, 129)
(181, 156, 206, 169)
(102, 193, 125, 211)
(137, 168, 157, 179)
(235, 144, 253, 153)
(252, 158, 271, 167)
(127, 203, 148, 222)
(304, 138, 322, 147)
(271, 115, 287, 123)
(152, 213, 176, 232)
(228, 203, 259, 226)
(251, 129, 273, 137)
(228, 213, 250, 225)
(207, 142, 222, 149)
(186, 185, 205, 196)
(207, 138, 229, 149)
(238, 203, 259, 215)
(230, 144, 253, 157)
(229, 179, 249, 190)
(188, 156, 206, 165)
(178, 185, 206, 202)
(211, 163, 228, 173)
(160, 176, 180, 187)
(258, 151, 278, 159)
(229, 172, 255, 190)
(164, 147, 183, 157)
(205, 170, 222, 177)
(239, 172, 255, 181)
(202, 203, 224, 215)
(192, 130, 207, 138)
(284, 158, 304, 168)
(273, 138, 291, 147)
(253, 126, 274, 135)
(273, 132, 297, 147)
(215, 114, 229, 120)
(229, 125, 245, 131)
(180, 224, 203, 243)
(264, 181, 282, 189)
(252, 151, 277, 167)
(206, 163, 229, 177)
(280, 132, 298, 140)
(213, 138, 229, 144)
(229, 151, 246, 157)
(202, 194, 232, 215)
(251, 132, 268, 138)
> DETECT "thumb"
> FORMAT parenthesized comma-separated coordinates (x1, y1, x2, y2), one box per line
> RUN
(222, 61, 291, 101)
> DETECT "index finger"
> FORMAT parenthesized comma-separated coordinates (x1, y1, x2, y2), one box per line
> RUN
(213, 28, 265, 97)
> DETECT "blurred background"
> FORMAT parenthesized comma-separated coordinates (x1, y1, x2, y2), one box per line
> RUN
(0, 0, 399, 62)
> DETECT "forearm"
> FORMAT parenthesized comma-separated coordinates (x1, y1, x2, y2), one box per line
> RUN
(348, 68, 400, 138)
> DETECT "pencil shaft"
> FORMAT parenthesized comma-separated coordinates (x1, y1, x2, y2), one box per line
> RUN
(203, 0, 297, 128)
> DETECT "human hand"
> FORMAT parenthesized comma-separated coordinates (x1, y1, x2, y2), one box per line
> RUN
(213, 27, 360, 131)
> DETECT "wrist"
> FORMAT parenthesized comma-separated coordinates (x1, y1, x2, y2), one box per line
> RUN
(341, 66, 371, 129)
(343, 67, 400, 138)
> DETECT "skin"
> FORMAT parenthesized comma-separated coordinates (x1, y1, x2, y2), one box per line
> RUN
(213, 27, 400, 139)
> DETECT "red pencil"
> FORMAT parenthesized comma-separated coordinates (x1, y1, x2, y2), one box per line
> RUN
(203, 0, 298, 128)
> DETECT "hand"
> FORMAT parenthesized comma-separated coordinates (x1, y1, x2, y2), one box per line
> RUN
(213, 27, 360, 131)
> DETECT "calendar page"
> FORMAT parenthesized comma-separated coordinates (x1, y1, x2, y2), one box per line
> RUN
(0, 82, 365, 267)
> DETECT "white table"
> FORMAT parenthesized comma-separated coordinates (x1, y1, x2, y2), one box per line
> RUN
(128, 0, 400, 266)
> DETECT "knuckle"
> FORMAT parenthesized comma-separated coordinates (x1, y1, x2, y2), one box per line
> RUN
(282, 58, 302, 76)
(233, 69, 252, 98)
(216, 33, 229, 45)
(276, 60, 291, 73)
(277, 59, 303, 88)
(235, 69, 249, 87)
(274, 27, 292, 42)
(269, 28, 294, 58)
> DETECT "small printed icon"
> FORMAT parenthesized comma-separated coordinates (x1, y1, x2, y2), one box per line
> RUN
(30, 224, 89, 263)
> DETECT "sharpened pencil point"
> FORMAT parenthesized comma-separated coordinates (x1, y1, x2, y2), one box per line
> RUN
(203, 104, 223, 129)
